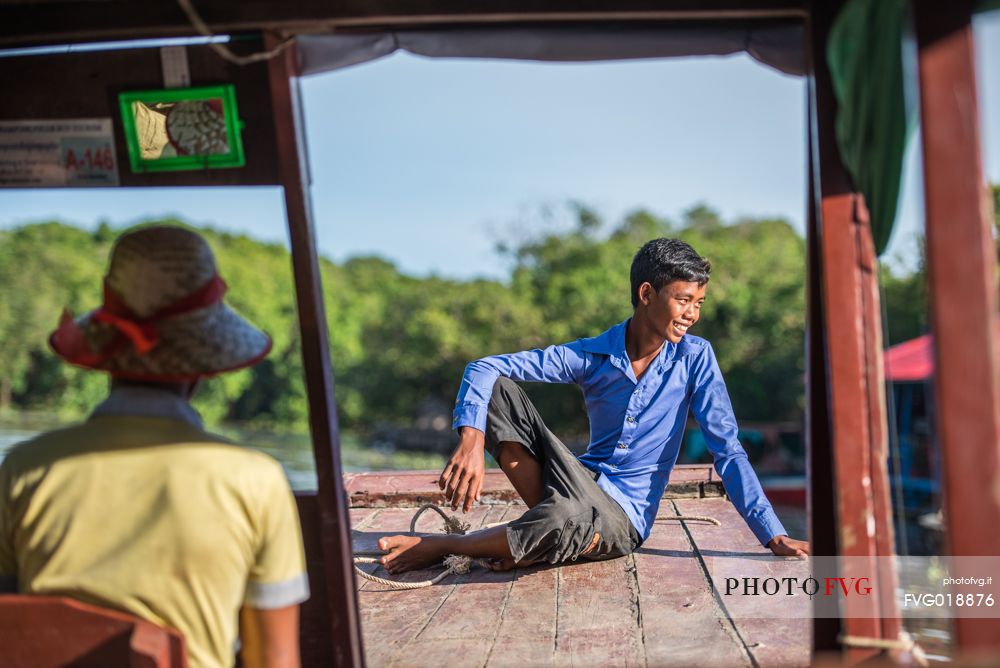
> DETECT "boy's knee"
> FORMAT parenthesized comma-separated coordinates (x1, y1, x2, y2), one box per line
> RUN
(492, 376, 518, 394)
(489, 377, 521, 407)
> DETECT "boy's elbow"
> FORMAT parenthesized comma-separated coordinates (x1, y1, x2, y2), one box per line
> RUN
(712, 446, 750, 473)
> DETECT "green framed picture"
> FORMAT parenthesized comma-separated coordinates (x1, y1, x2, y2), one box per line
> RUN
(118, 85, 245, 172)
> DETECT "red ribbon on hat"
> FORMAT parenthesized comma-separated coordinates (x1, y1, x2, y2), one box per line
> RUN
(50, 274, 227, 366)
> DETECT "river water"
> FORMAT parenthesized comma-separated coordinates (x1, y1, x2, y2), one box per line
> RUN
(0, 421, 446, 492)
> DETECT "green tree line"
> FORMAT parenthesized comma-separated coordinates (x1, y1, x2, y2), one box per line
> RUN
(5, 192, 990, 438)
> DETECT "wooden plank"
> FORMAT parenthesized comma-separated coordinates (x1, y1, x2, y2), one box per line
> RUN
(913, 0, 1000, 652)
(346, 465, 715, 507)
(637, 502, 752, 667)
(349, 494, 815, 666)
(355, 504, 500, 666)
(358, 586, 456, 667)
(0, 2, 807, 48)
(354, 506, 462, 666)
(267, 34, 363, 668)
(0, 595, 187, 668)
(675, 498, 810, 668)
(412, 504, 513, 643)
(664, 464, 713, 483)
(390, 639, 494, 668)
(414, 571, 512, 642)
(346, 470, 519, 508)
(664, 463, 713, 498)
(483, 504, 558, 668)
(486, 566, 558, 667)
(350, 508, 380, 529)
(554, 556, 644, 666)
(672, 498, 765, 552)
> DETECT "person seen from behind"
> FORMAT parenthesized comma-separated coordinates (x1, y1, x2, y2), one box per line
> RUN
(0, 226, 308, 668)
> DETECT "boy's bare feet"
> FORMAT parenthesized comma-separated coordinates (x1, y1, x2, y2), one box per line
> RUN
(378, 535, 449, 574)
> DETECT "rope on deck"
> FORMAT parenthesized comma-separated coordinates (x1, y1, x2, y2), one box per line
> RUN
(353, 554, 475, 590)
(839, 632, 928, 667)
(353, 503, 484, 591)
(353, 503, 721, 591)
(654, 514, 722, 526)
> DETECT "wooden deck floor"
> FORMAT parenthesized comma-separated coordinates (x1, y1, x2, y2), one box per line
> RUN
(347, 468, 810, 668)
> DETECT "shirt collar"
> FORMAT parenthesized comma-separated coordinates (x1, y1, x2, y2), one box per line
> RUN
(578, 319, 629, 356)
(91, 385, 204, 430)
(580, 318, 696, 371)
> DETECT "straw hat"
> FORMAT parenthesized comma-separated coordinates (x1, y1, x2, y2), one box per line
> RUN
(50, 226, 271, 381)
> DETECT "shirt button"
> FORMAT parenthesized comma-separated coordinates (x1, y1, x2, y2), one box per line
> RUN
(626, 415, 636, 423)
(617, 442, 628, 449)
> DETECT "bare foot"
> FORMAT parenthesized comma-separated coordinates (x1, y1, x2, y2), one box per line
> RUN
(378, 534, 448, 574)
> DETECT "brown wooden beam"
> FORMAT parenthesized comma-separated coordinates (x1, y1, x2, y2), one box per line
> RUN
(0, 42, 282, 187)
(0, 0, 805, 48)
(805, 0, 899, 660)
(805, 86, 841, 654)
(265, 32, 365, 668)
(913, 0, 1000, 653)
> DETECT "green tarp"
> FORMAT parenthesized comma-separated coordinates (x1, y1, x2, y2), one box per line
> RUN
(826, 0, 998, 255)
(827, 0, 912, 255)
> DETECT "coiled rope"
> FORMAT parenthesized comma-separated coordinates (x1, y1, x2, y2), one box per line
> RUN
(353, 504, 484, 591)
(353, 503, 720, 591)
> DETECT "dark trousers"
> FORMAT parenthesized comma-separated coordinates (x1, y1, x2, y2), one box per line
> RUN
(485, 377, 640, 564)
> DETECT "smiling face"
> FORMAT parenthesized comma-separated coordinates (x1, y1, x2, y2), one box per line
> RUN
(638, 280, 707, 343)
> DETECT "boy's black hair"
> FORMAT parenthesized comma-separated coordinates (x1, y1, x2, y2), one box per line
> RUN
(630, 238, 711, 308)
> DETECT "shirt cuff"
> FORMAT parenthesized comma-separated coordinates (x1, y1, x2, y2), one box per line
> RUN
(745, 509, 787, 547)
(244, 572, 310, 609)
(453, 403, 489, 432)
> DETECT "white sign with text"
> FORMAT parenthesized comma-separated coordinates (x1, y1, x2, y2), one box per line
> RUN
(0, 119, 119, 188)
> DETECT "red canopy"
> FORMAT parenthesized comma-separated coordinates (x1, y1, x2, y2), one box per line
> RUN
(885, 321, 1000, 382)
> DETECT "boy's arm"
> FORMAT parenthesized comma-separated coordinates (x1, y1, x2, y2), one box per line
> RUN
(444, 342, 588, 511)
(239, 604, 300, 668)
(452, 342, 588, 433)
(688, 342, 807, 555)
(242, 462, 310, 665)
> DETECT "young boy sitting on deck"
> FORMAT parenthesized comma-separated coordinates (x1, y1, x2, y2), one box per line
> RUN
(0, 226, 308, 668)
(378, 238, 809, 573)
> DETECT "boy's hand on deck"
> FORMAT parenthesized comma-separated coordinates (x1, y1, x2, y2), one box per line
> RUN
(440, 427, 486, 512)
(767, 535, 810, 558)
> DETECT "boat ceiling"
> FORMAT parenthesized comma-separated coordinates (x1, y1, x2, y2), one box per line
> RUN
(0, 0, 805, 49)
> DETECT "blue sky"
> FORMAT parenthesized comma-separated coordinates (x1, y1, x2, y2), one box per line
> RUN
(1, 14, 997, 279)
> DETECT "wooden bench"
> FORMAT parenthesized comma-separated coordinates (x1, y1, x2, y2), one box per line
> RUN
(0, 595, 187, 668)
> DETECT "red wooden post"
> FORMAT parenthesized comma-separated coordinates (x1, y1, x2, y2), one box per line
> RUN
(913, 0, 1000, 652)
(265, 33, 366, 667)
(806, 0, 900, 660)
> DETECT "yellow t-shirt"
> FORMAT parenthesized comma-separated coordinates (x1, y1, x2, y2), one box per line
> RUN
(0, 415, 309, 668)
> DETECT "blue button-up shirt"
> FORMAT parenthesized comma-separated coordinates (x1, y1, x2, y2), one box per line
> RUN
(452, 319, 786, 545)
